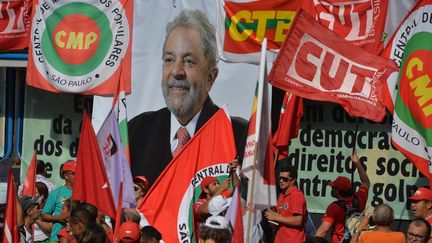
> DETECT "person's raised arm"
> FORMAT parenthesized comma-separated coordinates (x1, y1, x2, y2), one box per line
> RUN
(352, 151, 370, 189)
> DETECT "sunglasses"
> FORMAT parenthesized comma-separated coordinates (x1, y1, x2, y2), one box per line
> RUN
(279, 176, 293, 182)
(407, 232, 427, 241)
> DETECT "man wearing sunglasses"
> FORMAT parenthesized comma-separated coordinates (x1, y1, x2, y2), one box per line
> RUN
(264, 165, 307, 243)
(406, 218, 431, 243)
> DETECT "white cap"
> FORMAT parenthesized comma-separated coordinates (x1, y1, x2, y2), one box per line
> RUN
(204, 215, 229, 229)
(208, 195, 232, 216)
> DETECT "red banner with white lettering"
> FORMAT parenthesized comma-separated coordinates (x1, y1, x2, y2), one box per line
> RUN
(26, 0, 132, 94)
(302, 0, 388, 55)
(269, 8, 398, 122)
(0, 0, 31, 50)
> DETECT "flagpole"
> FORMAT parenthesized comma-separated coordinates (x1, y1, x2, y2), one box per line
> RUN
(245, 149, 258, 243)
(351, 120, 359, 191)
(245, 38, 268, 243)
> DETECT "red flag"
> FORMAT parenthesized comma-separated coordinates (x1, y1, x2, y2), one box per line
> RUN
(72, 112, 116, 219)
(0, 0, 31, 50)
(138, 108, 237, 243)
(22, 151, 37, 197)
(113, 182, 123, 241)
(224, 187, 244, 243)
(269, 8, 398, 122)
(381, 0, 432, 186)
(3, 169, 19, 243)
(302, 0, 389, 55)
(272, 92, 303, 159)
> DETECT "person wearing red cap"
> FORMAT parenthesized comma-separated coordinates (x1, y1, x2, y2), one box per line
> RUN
(192, 160, 240, 242)
(315, 151, 370, 243)
(133, 176, 149, 208)
(409, 187, 432, 225)
(118, 221, 141, 243)
(264, 165, 307, 243)
(41, 160, 76, 241)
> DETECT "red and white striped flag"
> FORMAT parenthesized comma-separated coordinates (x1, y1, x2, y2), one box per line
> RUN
(242, 38, 276, 241)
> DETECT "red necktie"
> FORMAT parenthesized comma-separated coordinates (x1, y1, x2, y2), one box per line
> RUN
(173, 127, 191, 156)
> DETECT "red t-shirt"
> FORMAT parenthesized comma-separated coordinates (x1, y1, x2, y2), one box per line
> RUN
(322, 186, 369, 243)
(274, 186, 307, 243)
(193, 198, 208, 242)
(57, 227, 72, 242)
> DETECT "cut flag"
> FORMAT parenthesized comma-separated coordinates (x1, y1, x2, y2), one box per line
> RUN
(72, 111, 116, 219)
(21, 151, 37, 197)
(3, 169, 19, 243)
(272, 92, 303, 160)
(269, 8, 398, 123)
(242, 38, 276, 241)
(381, 0, 432, 185)
(97, 109, 135, 209)
(138, 108, 237, 243)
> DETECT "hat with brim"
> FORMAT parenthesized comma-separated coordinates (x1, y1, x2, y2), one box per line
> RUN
(199, 176, 218, 199)
(409, 187, 432, 201)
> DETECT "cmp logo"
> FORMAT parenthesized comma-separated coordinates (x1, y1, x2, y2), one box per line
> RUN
(394, 4, 432, 130)
(31, 0, 129, 92)
(177, 163, 232, 243)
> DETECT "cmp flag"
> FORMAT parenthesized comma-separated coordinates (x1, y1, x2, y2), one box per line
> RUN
(138, 108, 236, 243)
(216, 0, 302, 63)
(269, 8, 398, 123)
(0, 0, 31, 50)
(302, 0, 389, 55)
(382, 0, 432, 183)
(26, 0, 132, 94)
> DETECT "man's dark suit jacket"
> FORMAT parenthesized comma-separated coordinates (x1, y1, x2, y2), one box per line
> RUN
(128, 97, 248, 187)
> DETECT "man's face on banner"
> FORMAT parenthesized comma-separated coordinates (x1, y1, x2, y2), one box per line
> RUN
(161, 26, 217, 124)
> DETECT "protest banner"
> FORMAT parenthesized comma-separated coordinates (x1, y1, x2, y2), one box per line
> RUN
(286, 100, 428, 220)
(21, 86, 90, 186)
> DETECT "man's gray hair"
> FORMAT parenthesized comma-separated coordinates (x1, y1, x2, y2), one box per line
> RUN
(372, 203, 394, 226)
(163, 9, 218, 69)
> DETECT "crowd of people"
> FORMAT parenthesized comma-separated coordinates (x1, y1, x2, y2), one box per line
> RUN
(0, 6, 428, 243)
(3, 151, 432, 243)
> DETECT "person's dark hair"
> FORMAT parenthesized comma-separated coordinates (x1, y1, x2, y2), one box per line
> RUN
(79, 223, 107, 243)
(339, 188, 354, 198)
(199, 225, 232, 243)
(373, 203, 394, 226)
(163, 9, 218, 70)
(280, 165, 297, 179)
(79, 202, 98, 224)
(36, 160, 45, 175)
(306, 236, 329, 243)
(71, 204, 96, 226)
(120, 208, 141, 224)
(141, 225, 162, 242)
(36, 182, 49, 200)
(409, 218, 431, 242)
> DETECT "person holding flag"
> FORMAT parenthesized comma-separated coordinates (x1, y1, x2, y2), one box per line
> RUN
(193, 160, 240, 241)
(41, 160, 76, 241)
(315, 151, 370, 243)
(264, 165, 307, 243)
